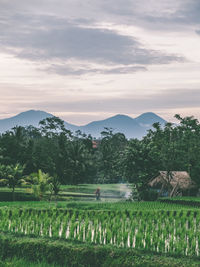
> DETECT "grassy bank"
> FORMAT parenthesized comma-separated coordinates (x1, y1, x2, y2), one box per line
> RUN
(0, 257, 60, 267)
(0, 233, 200, 267)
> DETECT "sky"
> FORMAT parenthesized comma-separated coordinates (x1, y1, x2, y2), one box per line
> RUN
(0, 0, 200, 125)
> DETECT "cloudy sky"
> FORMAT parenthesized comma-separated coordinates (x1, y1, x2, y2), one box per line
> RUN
(0, 0, 200, 124)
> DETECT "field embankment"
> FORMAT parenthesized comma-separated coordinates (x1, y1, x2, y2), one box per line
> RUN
(0, 232, 200, 267)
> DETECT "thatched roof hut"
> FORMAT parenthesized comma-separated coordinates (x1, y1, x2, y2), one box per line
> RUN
(149, 171, 196, 197)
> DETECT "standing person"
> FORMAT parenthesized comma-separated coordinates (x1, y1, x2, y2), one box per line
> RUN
(95, 188, 101, 200)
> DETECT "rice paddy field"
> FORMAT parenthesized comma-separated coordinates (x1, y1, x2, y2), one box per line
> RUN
(1, 184, 200, 266)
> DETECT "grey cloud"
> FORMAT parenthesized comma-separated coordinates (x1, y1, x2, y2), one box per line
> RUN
(0, 0, 199, 32)
(45, 64, 147, 76)
(180, 0, 200, 24)
(95, 0, 200, 32)
(0, 13, 184, 75)
(102, 66, 147, 74)
(98, 0, 137, 17)
(140, 0, 200, 30)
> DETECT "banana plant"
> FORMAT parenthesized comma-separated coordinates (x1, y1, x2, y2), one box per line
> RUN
(0, 163, 24, 201)
(23, 170, 51, 200)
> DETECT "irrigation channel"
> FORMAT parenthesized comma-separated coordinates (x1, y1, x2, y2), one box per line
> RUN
(0, 208, 199, 257)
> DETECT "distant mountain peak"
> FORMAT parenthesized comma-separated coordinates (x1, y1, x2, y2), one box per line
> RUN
(14, 109, 52, 117)
(110, 114, 134, 120)
(113, 114, 131, 118)
(0, 110, 167, 139)
(135, 112, 166, 125)
(136, 112, 163, 119)
(106, 114, 134, 121)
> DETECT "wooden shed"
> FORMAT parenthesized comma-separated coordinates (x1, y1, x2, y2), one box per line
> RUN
(149, 171, 196, 197)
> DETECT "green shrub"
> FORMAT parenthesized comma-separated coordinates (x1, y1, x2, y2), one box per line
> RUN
(0, 192, 38, 202)
(140, 190, 158, 201)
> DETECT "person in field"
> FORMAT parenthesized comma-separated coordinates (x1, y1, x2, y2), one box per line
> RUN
(95, 188, 100, 200)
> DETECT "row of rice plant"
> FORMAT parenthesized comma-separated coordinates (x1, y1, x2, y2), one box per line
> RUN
(0, 208, 199, 256)
(67, 201, 198, 212)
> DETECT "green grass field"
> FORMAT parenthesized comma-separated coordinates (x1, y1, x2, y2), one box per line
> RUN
(0, 183, 131, 202)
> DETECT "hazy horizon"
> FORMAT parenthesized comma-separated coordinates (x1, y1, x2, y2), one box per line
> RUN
(0, 0, 200, 124)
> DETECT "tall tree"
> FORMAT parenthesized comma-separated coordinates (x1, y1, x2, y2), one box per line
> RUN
(97, 128, 127, 183)
(123, 138, 159, 196)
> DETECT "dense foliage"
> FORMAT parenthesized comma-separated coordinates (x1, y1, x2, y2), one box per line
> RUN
(0, 114, 200, 193)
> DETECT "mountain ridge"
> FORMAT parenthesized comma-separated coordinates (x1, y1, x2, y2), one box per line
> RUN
(0, 110, 167, 139)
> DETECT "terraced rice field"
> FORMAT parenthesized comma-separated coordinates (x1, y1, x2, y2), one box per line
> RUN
(0, 203, 200, 257)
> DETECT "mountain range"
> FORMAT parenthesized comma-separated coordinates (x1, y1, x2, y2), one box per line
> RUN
(0, 110, 167, 139)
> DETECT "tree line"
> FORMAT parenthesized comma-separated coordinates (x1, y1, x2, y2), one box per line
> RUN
(0, 114, 200, 197)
